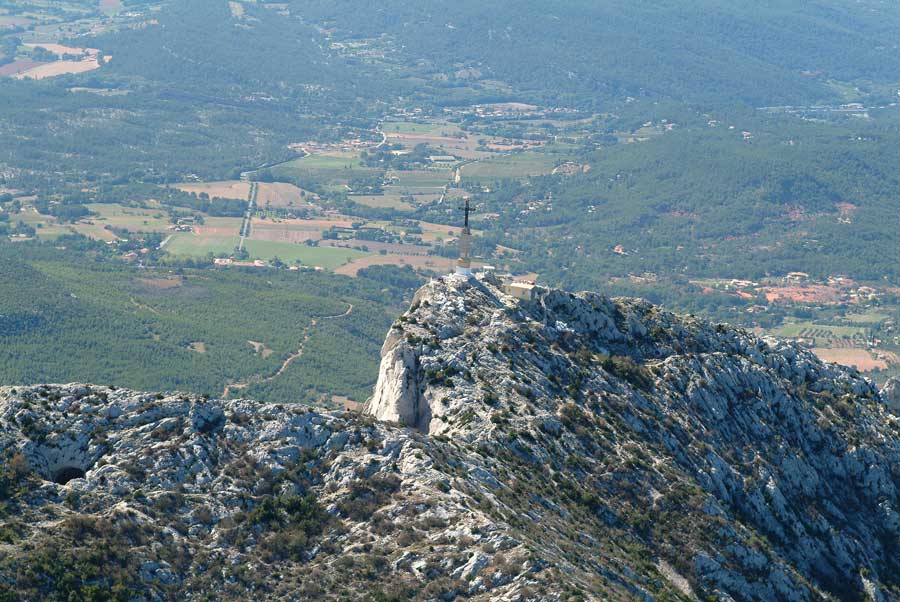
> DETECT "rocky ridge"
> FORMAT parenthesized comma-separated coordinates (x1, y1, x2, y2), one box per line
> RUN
(0, 274, 898, 601)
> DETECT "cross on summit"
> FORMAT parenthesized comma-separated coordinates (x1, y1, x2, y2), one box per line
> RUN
(459, 197, 473, 228)
(455, 197, 474, 277)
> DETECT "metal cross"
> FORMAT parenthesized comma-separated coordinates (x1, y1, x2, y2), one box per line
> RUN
(459, 198, 474, 228)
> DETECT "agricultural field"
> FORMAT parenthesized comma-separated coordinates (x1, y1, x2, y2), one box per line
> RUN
(176, 181, 251, 201)
(248, 217, 355, 243)
(812, 348, 887, 372)
(771, 321, 868, 342)
(460, 152, 559, 182)
(85, 203, 172, 233)
(69, 222, 119, 242)
(255, 182, 317, 209)
(383, 121, 490, 160)
(844, 312, 890, 324)
(165, 234, 241, 257)
(409, 219, 465, 242)
(0, 59, 42, 76)
(383, 122, 447, 135)
(270, 154, 380, 186)
(348, 194, 416, 211)
(167, 223, 368, 269)
(9, 209, 72, 239)
(6, 42, 109, 80)
(192, 217, 243, 237)
(334, 253, 459, 276)
(387, 169, 453, 189)
(243, 240, 367, 269)
(14, 59, 105, 79)
(762, 318, 897, 376)
(381, 186, 445, 201)
(761, 285, 842, 304)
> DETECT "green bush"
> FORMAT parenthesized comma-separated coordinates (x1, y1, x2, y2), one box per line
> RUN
(601, 355, 654, 390)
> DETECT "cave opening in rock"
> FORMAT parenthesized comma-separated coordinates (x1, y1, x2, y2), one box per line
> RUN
(54, 466, 86, 485)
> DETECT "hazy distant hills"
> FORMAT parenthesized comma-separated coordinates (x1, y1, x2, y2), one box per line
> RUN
(299, 0, 900, 106)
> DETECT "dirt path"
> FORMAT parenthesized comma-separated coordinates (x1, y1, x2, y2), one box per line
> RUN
(130, 297, 160, 315)
(222, 303, 353, 398)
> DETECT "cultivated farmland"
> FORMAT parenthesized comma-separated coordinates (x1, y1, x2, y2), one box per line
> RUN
(334, 253, 460, 276)
(460, 152, 559, 182)
(270, 154, 379, 186)
(86, 204, 171, 233)
(812, 348, 888, 371)
(166, 234, 241, 257)
(176, 181, 251, 201)
(249, 217, 356, 243)
(349, 194, 416, 211)
(383, 121, 490, 160)
(255, 182, 317, 209)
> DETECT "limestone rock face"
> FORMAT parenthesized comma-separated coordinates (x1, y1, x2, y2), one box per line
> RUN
(2, 275, 899, 601)
(366, 338, 426, 428)
(880, 377, 900, 414)
(363, 274, 900, 601)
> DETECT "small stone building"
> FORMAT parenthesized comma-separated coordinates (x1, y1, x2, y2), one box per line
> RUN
(503, 282, 536, 301)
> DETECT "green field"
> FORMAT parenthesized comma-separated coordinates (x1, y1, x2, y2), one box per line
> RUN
(166, 233, 367, 268)
(87, 203, 171, 232)
(383, 121, 447, 135)
(389, 169, 452, 189)
(12, 210, 72, 239)
(461, 152, 559, 181)
(166, 234, 241, 256)
(773, 321, 868, 339)
(271, 154, 381, 185)
(201, 217, 243, 232)
(844, 312, 891, 324)
(243, 240, 368, 269)
(350, 194, 416, 211)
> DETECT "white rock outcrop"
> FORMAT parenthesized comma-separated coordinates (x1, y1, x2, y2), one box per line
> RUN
(2, 276, 898, 601)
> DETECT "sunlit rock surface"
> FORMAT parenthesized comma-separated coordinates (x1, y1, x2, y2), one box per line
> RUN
(1, 275, 898, 601)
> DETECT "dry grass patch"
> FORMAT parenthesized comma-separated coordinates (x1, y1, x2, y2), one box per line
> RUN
(762, 286, 841, 304)
(332, 396, 361, 411)
(248, 341, 274, 358)
(256, 182, 317, 209)
(349, 194, 415, 211)
(0, 60, 43, 76)
(334, 254, 464, 276)
(812, 348, 886, 371)
(70, 223, 118, 242)
(14, 59, 103, 79)
(176, 181, 251, 200)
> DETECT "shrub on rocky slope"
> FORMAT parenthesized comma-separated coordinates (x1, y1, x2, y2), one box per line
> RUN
(0, 275, 897, 601)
